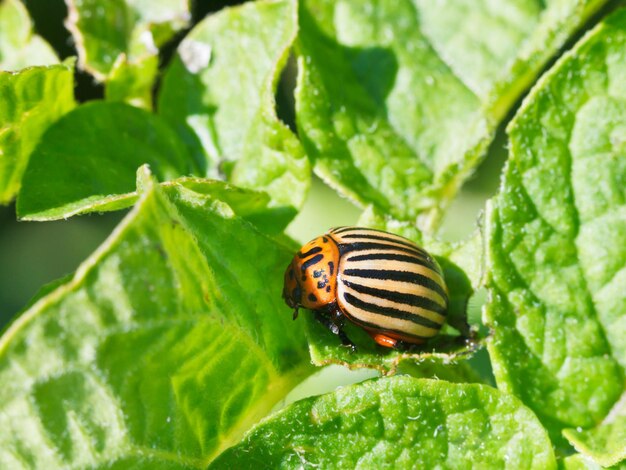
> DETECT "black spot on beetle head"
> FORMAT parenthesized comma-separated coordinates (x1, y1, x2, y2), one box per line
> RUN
(291, 286, 302, 303)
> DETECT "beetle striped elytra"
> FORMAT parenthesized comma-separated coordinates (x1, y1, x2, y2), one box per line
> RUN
(282, 226, 448, 350)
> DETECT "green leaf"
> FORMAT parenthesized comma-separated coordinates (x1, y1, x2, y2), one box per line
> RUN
(105, 53, 159, 110)
(0, 167, 313, 468)
(295, 0, 608, 230)
(563, 393, 626, 467)
(560, 454, 604, 470)
(210, 377, 557, 469)
(65, 0, 190, 107)
(305, 314, 478, 376)
(158, 0, 310, 218)
(0, 0, 58, 70)
(484, 8, 626, 454)
(162, 178, 295, 236)
(20, 142, 292, 232)
(16, 101, 194, 220)
(395, 358, 484, 385)
(560, 454, 626, 470)
(0, 60, 75, 204)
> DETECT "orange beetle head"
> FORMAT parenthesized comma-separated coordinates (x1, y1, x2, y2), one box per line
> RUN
(282, 260, 301, 309)
(282, 235, 340, 315)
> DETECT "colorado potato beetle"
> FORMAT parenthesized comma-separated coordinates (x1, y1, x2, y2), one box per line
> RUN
(282, 227, 448, 350)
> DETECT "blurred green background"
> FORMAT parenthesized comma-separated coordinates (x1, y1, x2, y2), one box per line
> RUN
(0, 0, 507, 389)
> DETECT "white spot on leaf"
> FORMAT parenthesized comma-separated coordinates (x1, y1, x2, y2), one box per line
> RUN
(139, 30, 157, 55)
(179, 39, 212, 74)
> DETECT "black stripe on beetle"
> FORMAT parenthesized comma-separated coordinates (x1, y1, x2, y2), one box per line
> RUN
(301, 254, 324, 271)
(298, 246, 322, 259)
(338, 242, 423, 257)
(340, 233, 427, 254)
(345, 315, 431, 340)
(330, 226, 351, 234)
(342, 268, 448, 300)
(346, 252, 431, 268)
(333, 227, 422, 246)
(342, 279, 446, 313)
(342, 292, 441, 329)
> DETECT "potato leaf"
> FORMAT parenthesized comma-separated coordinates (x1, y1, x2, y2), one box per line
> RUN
(65, 0, 190, 108)
(0, 60, 75, 204)
(295, 0, 608, 229)
(211, 377, 556, 469)
(158, 0, 310, 220)
(484, 8, 626, 458)
(0, 167, 313, 468)
(563, 392, 626, 467)
(17, 101, 193, 220)
(560, 454, 604, 470)
(0, 0, 58, 70)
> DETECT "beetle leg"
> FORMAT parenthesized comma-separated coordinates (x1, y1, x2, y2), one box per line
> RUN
(368, 332, 398, 349)
(392, 339, 418, 352)
(292, 307, 299, 320)
(363, 329, 421, 351)
(328, 304, 357, 352)
(313, 311, 339, 333)
(314, 310, 357, 353)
